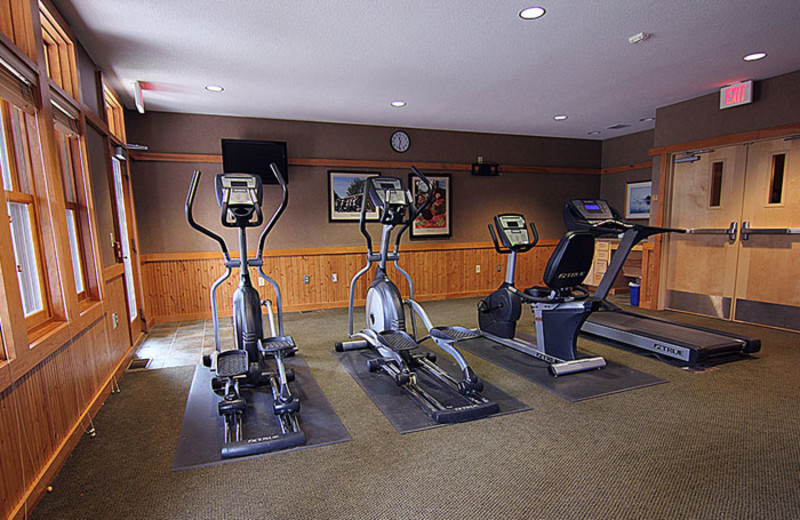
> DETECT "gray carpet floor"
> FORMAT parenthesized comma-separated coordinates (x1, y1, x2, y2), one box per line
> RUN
(31, 297, 800, 519)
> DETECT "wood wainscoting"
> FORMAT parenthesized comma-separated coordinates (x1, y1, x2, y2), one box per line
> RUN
(0, 271, 135, 519)
(140, 241, 558, 324)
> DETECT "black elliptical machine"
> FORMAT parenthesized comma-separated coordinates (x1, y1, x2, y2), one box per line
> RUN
(335, 167, 498, 423)
(185, 164, 305, 458)
(477, 213, 607, 376)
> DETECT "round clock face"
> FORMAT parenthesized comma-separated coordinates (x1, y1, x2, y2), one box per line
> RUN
(390, 130, 410, 153)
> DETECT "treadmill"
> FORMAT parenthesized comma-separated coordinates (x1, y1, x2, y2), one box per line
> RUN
(564, 199, 761, 365)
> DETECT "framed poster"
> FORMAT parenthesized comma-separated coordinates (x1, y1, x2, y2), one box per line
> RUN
(625, 181, 652, 219)
(408, 173, 451, 238)
(328, 171, 379, 221)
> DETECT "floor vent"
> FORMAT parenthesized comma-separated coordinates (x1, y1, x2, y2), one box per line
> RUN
(129, 358, 150, 370)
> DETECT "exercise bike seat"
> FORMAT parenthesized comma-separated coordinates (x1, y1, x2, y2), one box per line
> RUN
(216, 350, 249, 378)
(430, 326, 478, 342)
(376, 330, 419, 352)
(524, 287, 551, 298)
(258, 336, 297, 355)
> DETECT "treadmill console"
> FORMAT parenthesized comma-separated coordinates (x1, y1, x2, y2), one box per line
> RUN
(563, 199, 622, 233)
(494, 214, 530, 248)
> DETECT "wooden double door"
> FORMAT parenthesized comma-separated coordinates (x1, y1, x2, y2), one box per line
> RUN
(663, 136, 800, 331)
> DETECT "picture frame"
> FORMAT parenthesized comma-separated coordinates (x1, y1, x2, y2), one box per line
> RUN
(625, 180, 652, 219)
(408, 173, 451, 238)
(328, 171, 380, 221)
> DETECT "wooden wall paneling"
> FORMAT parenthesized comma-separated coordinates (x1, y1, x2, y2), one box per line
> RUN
(16, 346, 81, 502)
(0, 384, 25, 520)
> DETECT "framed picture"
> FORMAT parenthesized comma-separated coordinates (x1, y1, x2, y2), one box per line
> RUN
(625, 181, 652, 219)
(329, 171, 379, 221)
(408, 173, 451, 238)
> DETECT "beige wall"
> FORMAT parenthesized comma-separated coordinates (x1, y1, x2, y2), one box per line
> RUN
(600, 130, 654, 214)
(127, 112, 602, 253)
(654, 69, 800, 148)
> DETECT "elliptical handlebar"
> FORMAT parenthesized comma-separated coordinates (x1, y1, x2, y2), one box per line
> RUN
(394, 166, 434, 250)
(186, 170, 231, 261)
(256, 163, 289, 258)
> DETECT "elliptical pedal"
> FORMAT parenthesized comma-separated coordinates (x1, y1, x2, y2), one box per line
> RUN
(216, 350, 249, 378)
(376, 330, 419, 352)
(430, 326, 479, 342)
(259, 336, 297, 355)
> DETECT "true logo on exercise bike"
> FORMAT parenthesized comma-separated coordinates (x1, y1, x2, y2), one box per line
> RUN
(557, 271, 587, 279)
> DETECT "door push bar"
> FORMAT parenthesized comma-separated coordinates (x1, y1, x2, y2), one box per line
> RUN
(741, 222, 800, 241)
(685, 221, 738, 241)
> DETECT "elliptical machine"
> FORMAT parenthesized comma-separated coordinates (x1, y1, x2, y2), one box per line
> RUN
(185, 164, 305, 458)
(335, 167, 498, 423)
(477, 213, 607, 376)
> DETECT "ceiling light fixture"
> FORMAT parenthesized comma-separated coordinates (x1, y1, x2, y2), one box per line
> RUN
(639, 117, 655, 122)
(519, 7, 546, 20)
(391, 100, 407, 108)
(743, 52, 767, 62)
(134, 81, 145, 114)
(587, 131, 601, 135)
(205, 85, 224, 92)
(553, 114, 568, 121)
(628, 32, 650, 45)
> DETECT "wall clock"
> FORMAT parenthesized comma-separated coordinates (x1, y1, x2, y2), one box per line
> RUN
(390, 130, 410, 153)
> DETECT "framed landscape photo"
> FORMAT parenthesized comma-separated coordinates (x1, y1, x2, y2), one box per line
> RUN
(625, 181, 652, 219)
(329, 171, 379, 221)
(408, 173, 451, 238)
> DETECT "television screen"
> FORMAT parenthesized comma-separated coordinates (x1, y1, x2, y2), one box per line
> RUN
(221, 139, 288, 185)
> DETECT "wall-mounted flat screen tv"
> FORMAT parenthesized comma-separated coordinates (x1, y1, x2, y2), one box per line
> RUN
(221, 138, 288, 185)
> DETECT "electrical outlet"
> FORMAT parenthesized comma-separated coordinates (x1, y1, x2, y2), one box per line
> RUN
(258, 277, 265, 287)
(332, 273, 338, 283)
(475, 265, 481, 273)
(497, 265, 502, 272)
(304, 275, 310, 284)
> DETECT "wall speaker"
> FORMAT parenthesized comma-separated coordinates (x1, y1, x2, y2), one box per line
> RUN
(471, 163, 499, 176)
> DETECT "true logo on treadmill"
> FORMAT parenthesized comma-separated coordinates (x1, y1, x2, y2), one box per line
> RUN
(653, 343, 681, 356)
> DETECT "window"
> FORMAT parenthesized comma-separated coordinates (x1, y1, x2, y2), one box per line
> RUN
(39, 2, 79, 99)
(709, 161, 723, 207)
(1, 100, 50, 327)
(768, 154, 786, 205)
(103, 84, 125, 142)
(56, 131, 88, 298)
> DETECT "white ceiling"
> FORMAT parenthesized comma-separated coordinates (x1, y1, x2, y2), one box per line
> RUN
(53, 0, 800, 140)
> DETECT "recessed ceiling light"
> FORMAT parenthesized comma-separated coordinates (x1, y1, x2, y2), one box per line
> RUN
(587, 131, 601, 135)
(743, 52, 767, 62)
(205, 85, 224, 92)
(391, 100, 407, 108)
(553, 114, 568, 121)
(640, 117, 655, 122)
(519, 7, 546, 20)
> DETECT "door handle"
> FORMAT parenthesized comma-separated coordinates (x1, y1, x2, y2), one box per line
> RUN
(741, 221, 800, 241)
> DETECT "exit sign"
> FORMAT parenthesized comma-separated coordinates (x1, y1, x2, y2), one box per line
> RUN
(720, 80, 753, 109)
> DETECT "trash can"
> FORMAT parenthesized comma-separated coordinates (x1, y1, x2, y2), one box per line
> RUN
(629, 279, 641, 306)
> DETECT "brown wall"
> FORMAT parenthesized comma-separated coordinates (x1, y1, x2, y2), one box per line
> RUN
(600, 130, 654, 214)
(654, 69, 800, 148)
(126, 112, 603, 254)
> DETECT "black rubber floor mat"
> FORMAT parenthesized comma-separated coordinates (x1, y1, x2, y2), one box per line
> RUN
(172, 356, 350, 471)
(333, 346, 530, 434)
(457, 336, 667, 402)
